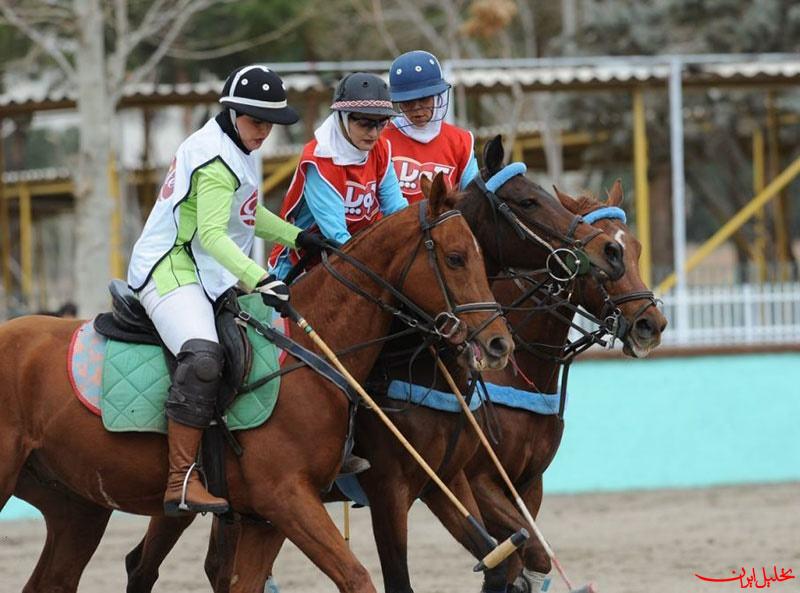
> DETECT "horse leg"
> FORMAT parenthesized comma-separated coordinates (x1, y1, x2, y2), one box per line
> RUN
(203, 516, 243, 593)
(0, 431, 29, 510)
(14, 468, 112, 593)
(471, 473, 547, 592)
(237, 481, 375, 593)
(124, 515, 196, 593)
(225, 521, 285, 593)
(421, 470, 509, 593)
(509, 477, 551, 593)
(362, 478, 415, 593)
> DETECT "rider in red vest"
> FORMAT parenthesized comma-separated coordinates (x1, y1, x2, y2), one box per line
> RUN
(383, 51, 479, 204)
(268, 73, 408, 279)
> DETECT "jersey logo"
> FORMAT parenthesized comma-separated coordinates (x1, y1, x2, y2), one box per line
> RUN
(343, 181, 379, 221)
(394, 157, 455, 196)
(158, 158, 177, 201)
(240, 191, 258, 226)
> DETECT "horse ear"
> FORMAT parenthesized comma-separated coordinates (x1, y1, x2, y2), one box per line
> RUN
(606, 179, 624, 206)
(552, 185, 577, 212)
(419, 173, 433, 199)
(482, 135, 504, 177)
(426, 172, 450, 217)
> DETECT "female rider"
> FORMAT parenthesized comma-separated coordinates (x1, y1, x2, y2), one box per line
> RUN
(268, 72, 408, 279)
(383, 50, 479, 203)
(127, 65, 320, 516)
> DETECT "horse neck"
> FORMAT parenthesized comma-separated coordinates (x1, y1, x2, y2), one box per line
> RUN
(456, 188, 503, 276)
(489, 279, 575, 394)
(290, 215, 423, 384)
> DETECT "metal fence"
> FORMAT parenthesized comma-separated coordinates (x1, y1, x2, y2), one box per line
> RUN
(573, 282, 800, 348)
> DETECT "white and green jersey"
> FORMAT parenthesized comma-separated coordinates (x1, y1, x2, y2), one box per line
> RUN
(127, 117, 298, 301)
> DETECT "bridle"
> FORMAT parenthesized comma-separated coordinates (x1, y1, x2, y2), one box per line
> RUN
(581, 206, 660, 343)
(470, 162, 604, 280)
(320, 200, 502, 345)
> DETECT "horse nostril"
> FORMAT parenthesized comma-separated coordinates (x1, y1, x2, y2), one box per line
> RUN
(635, 317, 656, 338)
(487, 336, 510, 358)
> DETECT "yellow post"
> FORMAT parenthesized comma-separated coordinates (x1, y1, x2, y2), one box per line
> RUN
(656, 154, 800, 295)
(19, 182, 33, 301)
(262, 156, 300, 196)
(512, 138, 524, 164)
(109, 154, 124, 279)
(766, 92, 789, 280)
(343, 502, 350, 547)
(632, 89, 652, 287)
(752, 127, 767, 283)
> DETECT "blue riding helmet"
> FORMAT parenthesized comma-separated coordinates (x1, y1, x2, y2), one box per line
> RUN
(389, 51, 451, 103)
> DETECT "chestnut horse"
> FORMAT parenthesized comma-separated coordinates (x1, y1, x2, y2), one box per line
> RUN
(119, 136, 628, 593)
(13, 137, 626, 593)
(2, 188, 513, 593)
(461, 181, 667, 592)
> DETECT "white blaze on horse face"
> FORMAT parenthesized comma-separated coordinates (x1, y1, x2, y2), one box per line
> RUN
(614, 229, 626, 250)
(472, 233, 482, 257)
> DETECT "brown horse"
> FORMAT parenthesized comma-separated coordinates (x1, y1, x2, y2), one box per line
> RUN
(2, 185, 513, 593)
(460, 181, 667, 592)
(24, 137, 627, 593)
(120, 136, 629, 593)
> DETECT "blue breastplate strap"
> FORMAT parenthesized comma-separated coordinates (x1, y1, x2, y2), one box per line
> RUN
(386, 380, 482, 412)
(485, 162, 527, 192)
(583, 206, 626, 225)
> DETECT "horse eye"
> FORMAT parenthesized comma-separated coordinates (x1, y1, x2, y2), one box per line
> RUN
(445, 252, 466, 268)
(519, 199, 537, 208)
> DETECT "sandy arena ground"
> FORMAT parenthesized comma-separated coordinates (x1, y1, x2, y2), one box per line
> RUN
(1, 482, 798, 593)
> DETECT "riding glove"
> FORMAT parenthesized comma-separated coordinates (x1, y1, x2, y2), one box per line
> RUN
(295, 230, 341, 252)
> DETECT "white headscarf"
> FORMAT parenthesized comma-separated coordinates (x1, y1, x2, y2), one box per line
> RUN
(313, 113, 369, 166)
(392, 92, 448, 144)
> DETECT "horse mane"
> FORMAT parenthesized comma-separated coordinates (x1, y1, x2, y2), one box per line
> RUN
(567, 191, 604, 217)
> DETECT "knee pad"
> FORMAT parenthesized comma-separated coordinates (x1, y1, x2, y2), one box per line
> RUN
(166, 339, 224, 427)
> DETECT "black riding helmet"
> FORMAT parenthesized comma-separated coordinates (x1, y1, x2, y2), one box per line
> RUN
(219, 65, 299, 125)
(331, 73, 397, 117)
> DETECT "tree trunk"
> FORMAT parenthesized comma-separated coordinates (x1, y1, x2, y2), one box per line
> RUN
(74, 0, 113, 316)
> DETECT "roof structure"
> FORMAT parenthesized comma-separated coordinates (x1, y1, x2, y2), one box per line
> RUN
(2, 54, 800, 116)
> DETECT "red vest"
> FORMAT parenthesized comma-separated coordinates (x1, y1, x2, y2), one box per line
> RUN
(268, 137, 392, 269)
(382, 122, 474, 204)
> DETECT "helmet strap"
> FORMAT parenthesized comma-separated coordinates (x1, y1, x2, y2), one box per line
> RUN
(337, 112, 360, 150)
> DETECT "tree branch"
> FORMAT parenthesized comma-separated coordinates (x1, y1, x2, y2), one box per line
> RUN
(166, 2, 316, 60)
(0, 1, 76, 80)
(118, 0, 220, 103)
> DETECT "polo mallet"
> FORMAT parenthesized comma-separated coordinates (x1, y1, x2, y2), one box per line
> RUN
(276, 301, 529, 571)
(434, 356, 598, 593)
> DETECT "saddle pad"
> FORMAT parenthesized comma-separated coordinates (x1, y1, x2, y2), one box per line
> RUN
(68, 321, 107, 416)
(68, 294, 291, 432)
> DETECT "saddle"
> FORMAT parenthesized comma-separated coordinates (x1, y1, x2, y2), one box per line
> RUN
(94, 280, 252, 410)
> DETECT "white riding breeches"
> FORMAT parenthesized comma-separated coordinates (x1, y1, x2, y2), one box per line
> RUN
(138, 280, 219, 356)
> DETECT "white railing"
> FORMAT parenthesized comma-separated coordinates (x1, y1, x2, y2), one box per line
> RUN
(571, 282, 800, 348)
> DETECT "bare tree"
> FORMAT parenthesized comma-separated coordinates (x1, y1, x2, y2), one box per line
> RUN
(0, 0, 227, 315)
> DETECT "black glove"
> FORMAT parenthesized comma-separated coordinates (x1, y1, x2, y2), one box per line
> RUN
(295, 230, 340, 252)
(255, 275, 290, 307)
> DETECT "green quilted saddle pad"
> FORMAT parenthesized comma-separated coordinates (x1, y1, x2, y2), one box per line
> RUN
(100, 293, 281, 433)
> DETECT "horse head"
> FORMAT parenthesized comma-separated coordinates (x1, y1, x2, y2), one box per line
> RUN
(455, 135, 625, 281)
(557, 181, 667, 357)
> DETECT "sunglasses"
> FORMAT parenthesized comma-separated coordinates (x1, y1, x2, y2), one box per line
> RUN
(351, 117, 390, 131)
